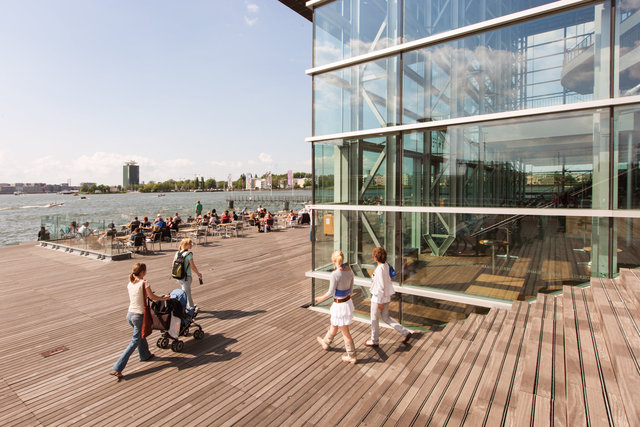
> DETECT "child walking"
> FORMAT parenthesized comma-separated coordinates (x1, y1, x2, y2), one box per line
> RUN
(365, 247, 413, 347)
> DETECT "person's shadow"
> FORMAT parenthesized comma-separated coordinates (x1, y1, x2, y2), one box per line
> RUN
(123, 333, 240, 380)
(197, 309, 266, 320)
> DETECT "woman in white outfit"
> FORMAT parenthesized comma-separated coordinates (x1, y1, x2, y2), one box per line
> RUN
(315, 250, 357, 364)
(365, 247, 413, 347)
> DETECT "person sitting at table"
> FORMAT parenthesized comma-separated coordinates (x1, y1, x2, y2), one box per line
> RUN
(241, 206, 247, 216)
(146, 225, 161, 243)
(166, 216, 174, 229)
(258, 205, 266, 218)
(64, 221, 78, 235)
(211, 210, 220, 224)
(249, 212, 257, 227)
(38, 226, 50, 241)
(106, 223, 117, 238)
(287, 209, 296, 223)
(154, 215, 166, 228)
(129, 228, 147, 251)
(141, 217, 151, 228)
(221, 211, 231, 224)
(173, 213, 182, 226)
(78, 222, 92, 237)
(264, 211, 274, 232)
(232, 211, 239, 221)
(129, 216, 141, 233)
(199, 214, 210, 226)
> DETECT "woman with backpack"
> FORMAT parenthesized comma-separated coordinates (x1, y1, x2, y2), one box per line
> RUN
(173, 238, 203, 313)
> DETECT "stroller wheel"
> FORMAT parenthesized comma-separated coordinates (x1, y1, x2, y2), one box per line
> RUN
(182, 326, 189, 337)
(156, 338, 163, 348)
(161, 337, 170, 349)
(171, 340, 184, 352)
(194, 329, 204, 340)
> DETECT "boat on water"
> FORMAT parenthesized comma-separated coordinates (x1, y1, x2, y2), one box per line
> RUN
(47, 202, 64, 207)
(14, 191, 24, 195)
(80, 196, 87, 200)
(157, 194, 166, 197)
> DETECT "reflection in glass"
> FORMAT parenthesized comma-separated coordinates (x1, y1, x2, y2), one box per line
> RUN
(615, 0, 640, 96)
(616, 217, 640, 272)
(313, 136, 399, 205)
(615, 105, 640, 208)
(314, 0, 400, 66)
(402, 110, 610, 208)
(314, 57, 399, 136)
(401, 213, 593, 301)
(403, 0, 554, 43)
(403, 4, 610, 124)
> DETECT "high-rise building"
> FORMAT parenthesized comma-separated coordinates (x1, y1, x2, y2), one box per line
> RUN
(123, 161, 139, 189)
(284, 0, 640, 329)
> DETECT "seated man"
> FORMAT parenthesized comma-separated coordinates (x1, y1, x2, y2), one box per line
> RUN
(129, 228, 147, 251)
(129, 216, 141, 233)
(173, 213, 182, 226)
(38, 226, 50, 241)
(154, 215, 167, 229)
(221, 211, 231, 224)
(78, 222, 92, 236)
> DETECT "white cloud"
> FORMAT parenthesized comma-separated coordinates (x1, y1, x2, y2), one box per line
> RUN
(247, 159, 257, 166)
(210, 160, 244, 168)
(258, 152, 273, 164)
(244, 2, 259, 26)
(244, 16, 258, 26)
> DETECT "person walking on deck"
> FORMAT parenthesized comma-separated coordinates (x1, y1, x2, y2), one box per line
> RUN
(315, 250, 357, 364)
(111, 263, 169, 380)
(365, 247, 413, 347)
(174, 238, 203, 313)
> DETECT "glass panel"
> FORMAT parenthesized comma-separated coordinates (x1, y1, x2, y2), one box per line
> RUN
(313, 136, 400, 205)
(313, 57, 399, 136)
(615, 1, 640, 96)
(402, 109, 610, 209)
(401, 213, 594, 301)
(615, 105, 640, 209)
(616, 217, 640, 272)
(313, 209, 388, 274)
(403, 0, 555, 43)
(403, 3, 610, 124)
(314, 0, 400, 66)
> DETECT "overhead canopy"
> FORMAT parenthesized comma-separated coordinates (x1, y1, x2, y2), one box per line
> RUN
(278, 0, 312, 21)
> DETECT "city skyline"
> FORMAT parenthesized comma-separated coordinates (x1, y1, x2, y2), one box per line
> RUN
(0, 1, 311, 185)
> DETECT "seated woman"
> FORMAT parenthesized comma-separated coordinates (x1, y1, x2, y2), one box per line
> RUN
(141, 217, 151, 228)
(221, 211, 231, 224)
(146, 225, 161, 243)
(264, 211, 274, 232)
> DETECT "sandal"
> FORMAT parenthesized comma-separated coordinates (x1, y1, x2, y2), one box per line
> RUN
(110, 371, 123, 381)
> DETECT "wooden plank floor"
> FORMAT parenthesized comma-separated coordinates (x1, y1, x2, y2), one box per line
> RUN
(2, 227, 640, 426)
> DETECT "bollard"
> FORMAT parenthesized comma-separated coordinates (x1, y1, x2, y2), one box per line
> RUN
(228, 200, 234, 209)
(284, 201, 290, 211)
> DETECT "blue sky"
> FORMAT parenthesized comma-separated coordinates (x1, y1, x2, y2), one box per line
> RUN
(0, 0, 311, 185)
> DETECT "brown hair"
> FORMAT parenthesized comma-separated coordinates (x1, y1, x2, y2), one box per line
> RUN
(129, 263, 146, 282)
(372, 247, 387, 263)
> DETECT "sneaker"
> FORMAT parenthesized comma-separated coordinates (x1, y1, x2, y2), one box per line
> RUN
(316, 336, 329, 351)
(403, 332, 413, 344)
(364, 340, 379, 347)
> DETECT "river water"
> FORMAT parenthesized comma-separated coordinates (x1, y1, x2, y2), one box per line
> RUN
(0, 190, 311, 246)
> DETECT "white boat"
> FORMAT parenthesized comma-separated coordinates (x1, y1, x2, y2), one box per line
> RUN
(47, 202, 64, 207)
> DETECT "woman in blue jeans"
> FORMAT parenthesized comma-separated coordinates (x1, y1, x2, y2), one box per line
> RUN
(111, 263, 169, 380)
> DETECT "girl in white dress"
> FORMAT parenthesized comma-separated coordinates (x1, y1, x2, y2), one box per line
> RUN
(315, 250, 357, 364)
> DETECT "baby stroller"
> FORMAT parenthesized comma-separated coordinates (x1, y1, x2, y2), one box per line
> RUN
(150, 289, 204, 352)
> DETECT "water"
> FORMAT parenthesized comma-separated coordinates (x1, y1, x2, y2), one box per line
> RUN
(0, 190, 311, 246)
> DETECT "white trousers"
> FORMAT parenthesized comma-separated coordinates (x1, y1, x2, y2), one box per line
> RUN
(370, 302, 409, 344)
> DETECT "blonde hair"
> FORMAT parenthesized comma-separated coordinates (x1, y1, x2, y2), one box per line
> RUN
(129, 263, 146, 283)
(179, 238, 193, 251)
(331, 250, 345, 267)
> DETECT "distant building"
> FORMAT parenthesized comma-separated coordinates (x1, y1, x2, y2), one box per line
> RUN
(123, 161, 139, 189)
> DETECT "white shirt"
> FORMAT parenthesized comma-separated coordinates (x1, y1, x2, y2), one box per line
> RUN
(127, 280, 146, 314)
(78, 225, 90, 236)
(370, 263, 395, 304)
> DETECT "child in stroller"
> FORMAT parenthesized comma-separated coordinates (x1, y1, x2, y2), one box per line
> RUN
(150, 289, 204, 352)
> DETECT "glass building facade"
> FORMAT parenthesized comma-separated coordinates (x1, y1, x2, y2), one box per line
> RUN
(306, 0, 640, 329)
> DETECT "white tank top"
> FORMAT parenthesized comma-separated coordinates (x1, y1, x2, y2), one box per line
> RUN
(127, 280, 146, 314)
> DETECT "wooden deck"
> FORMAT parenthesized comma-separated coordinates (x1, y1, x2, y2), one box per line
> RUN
(1, 226, 640, 425)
